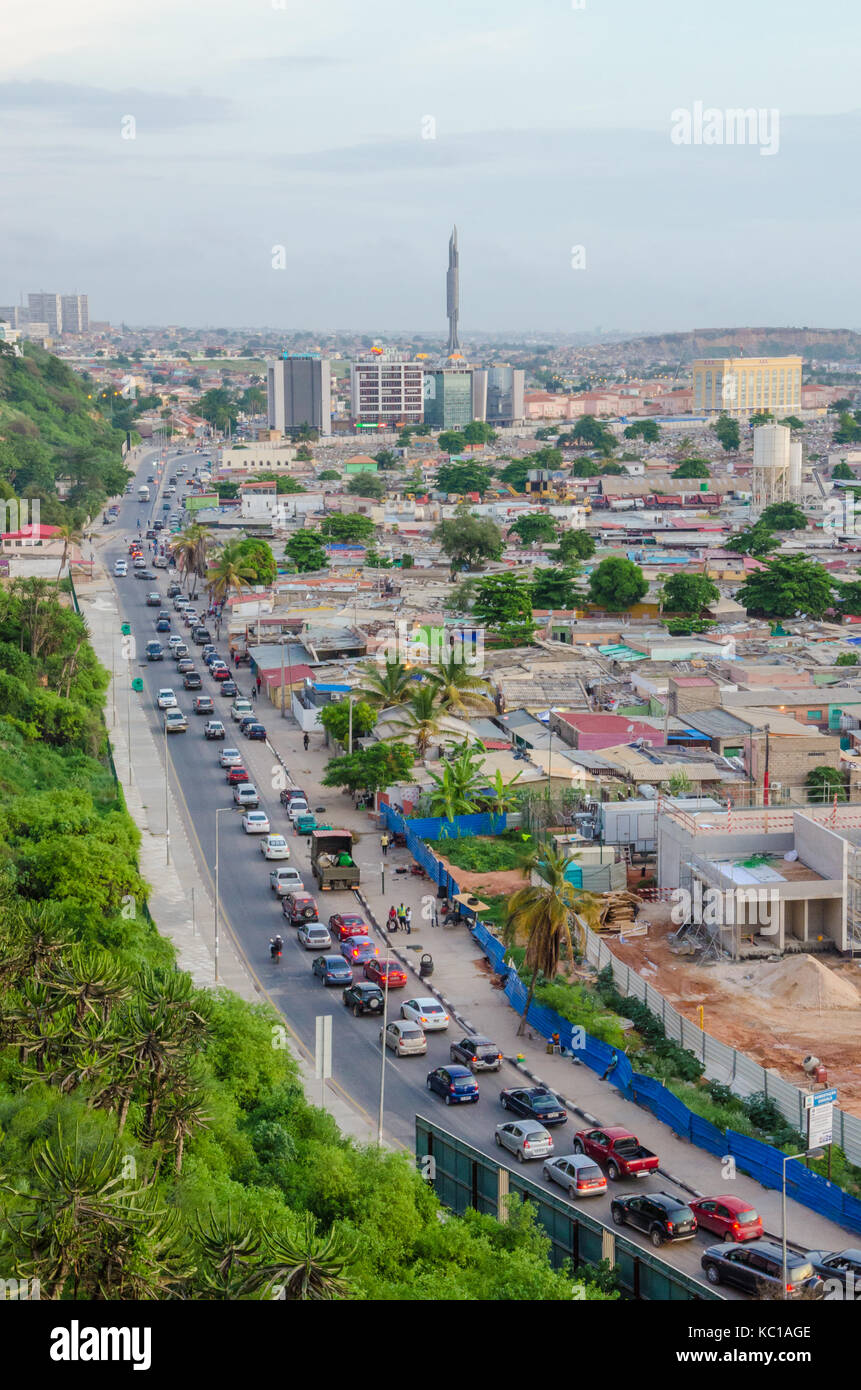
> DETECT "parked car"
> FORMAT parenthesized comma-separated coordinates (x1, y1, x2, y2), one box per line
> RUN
(572, 1128, 658, 1180)
(495, 1120, 554, 1163)
(192, 627, 212, 645)
(312, 955, 353, 986)
(213, 668, 233, 685)
(701, 1241, 823, 1299)
(542, 1154, 607, 1198)
(294, 813, 317, 834)
(381, 1020, 426, 1056)
(260, 834, 290, 860)
(342, 982, 385, 1017)
(688, 1196, 763, 1243)
(156, 688, 177, 709)
(164, 710, 188, 734)
(283, 891, 319, 925)
(364, 958, 407, 988)
(242, 810, 270, 834)
(219, 747, 242, 767)
(400, 998, 449, 1031)
(237, 715, 257, 736)
(611, 1192, 697, 1248)
(286, 799, 310, 823)
(449, 1035, 503, 1072)
(297, 922, 332, 951)
(244, 722, 266, 740)
(203, 719, 225, 739)
(183, 671, 202, 690)
(339, 936, 379, 966)
(804, 1248, 861, 1298)
(500, 1087, 567, 1126)
(328, 913, 368, 942)
(269, 866, 304, 896)
(280, 787, 308, 808)
(233, 783, 259, 808)
(426, 1066, 479, 1106)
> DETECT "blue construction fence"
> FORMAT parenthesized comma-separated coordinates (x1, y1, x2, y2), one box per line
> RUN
(470, 921, 861, 1238)
(381, 806, 508, 898)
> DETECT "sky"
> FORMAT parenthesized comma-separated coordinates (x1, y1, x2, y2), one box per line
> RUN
(1, 0, 861, 335)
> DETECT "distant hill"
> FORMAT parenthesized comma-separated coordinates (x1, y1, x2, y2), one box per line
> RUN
(0, 344, 128, 524)
(611, 326, 861, 363)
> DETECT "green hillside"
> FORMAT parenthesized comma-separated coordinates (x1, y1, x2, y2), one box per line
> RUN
(0, 343, 129, 525)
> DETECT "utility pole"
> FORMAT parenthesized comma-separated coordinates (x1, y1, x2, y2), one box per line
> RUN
(280, 639, 286, 719)
(164, 719, 171, 865)
(764, 723, 771, 806)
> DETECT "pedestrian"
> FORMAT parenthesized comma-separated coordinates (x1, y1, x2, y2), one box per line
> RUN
(600, 1050, 619, 1083)
(404, 905, 412, 935)
(256, 674, 262, 694)
(388, 906, 398, 932)
(380, 832, 389, 856)
(232, 651, 238, 667)
(397, 902, 407, 931)
(432, 905, 439, 929)
(303, 733, 309, 751)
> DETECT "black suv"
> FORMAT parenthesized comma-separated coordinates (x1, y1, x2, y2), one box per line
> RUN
(449, 1035, 503, 1072)
(611, 1192, 697, 1247)
(702, 1241, 823, 1299)
(342, 982, 385, 1017)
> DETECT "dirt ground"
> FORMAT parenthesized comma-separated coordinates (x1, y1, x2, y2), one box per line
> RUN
(612, 903, 861, 1117)
(434, 856, 527, 899)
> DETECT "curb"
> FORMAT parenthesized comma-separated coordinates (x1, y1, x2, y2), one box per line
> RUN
(356, 889, 474, 1031)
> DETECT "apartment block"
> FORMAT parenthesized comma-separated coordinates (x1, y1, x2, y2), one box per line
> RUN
(692, 356, 802, 417)
(350, 356, 424, 428)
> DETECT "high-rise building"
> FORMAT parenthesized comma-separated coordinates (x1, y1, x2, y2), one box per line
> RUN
(0, 305, 26, 329)
(472, 365, 525, 426)
(60, 294, 89, 334)
(266, 354, 332, 434)
(423, 366, 474, 430)
(27, 293, 62, 336)
(692, 356, 802, 417)
(350, 354, 424, 429)
(446, 226, 460, 354)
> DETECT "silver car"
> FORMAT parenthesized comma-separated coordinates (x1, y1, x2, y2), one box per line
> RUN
(269, 866, 304, 896)
(542, 1153, 607, 1198)
(297, 922, 332, 951)
(495, 1120, 554, 1163)
(380, 1020, 427, 1056)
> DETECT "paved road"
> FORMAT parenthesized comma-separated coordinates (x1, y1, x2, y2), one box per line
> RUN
(103, 444, 753, 1297)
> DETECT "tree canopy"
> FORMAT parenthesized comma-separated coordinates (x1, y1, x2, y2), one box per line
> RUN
(724, 523, 780, 557)
(713, 415, 740, 452)
(472, 573, 536, 644)
(673, 458, 711, 479)
(508, 514, 558, 546)
(662, 572, 719, 615)
(432, 514, 503, 576)
(736, 554, 835, 619)
(758, 502, 807, 531)
(284, 530, 327, 572)
(587, 556, 648, 611)
(319, 513, 376, 544)
(435, 462, 494, 496)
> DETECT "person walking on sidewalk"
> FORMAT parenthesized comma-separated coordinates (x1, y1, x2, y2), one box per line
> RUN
(380, 831, 389, 856)
(397, 902, 407, 931)
(404, 905, 412, 935)
(303, 733, 310, 751)
(256, 674, 262, 695)
(388, 906, 398, 932)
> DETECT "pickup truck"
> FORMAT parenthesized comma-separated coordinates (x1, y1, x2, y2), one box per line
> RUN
(311, 829, 360, 891)
(572, 1127, 659, 1181)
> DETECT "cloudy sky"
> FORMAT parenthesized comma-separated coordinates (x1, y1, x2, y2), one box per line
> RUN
(1, 0, 860, 334)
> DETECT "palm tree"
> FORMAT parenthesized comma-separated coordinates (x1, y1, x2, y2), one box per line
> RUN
(390, 684, 446, 758)
(427, 656, 492, 713)
(55, 521, 83, 580)
(207, 541, 257, 607)
(504, 847, 587, 1035)
(242, 1215, 356, 1301)
(357, 660, 416, 707)
(169, 523, 211, 599)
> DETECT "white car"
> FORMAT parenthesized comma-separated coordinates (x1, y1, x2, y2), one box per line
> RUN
(286, 800, 310, 824)
(157, 689, 177, 709)
(297, 922, 332, 950)
(233, 783, 259, 808)
(114, 561, 127, 576)
(260, 835, 290, 860)
(242, 810, 270, 834)
(220, 747, 242, 767)
(380, 1020, 427, 1056)
(231, 699, 253, 722)
(167, 635, 183, 649)
(269, 865, 304, 895)
(542, 1154, 607, 1199)
(400, 998, 450, 1031)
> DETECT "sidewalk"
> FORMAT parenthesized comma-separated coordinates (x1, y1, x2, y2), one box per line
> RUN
(260, 713, 861, 1252)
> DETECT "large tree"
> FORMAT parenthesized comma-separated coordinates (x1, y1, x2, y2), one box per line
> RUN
(662, 573, 719, 615)
(736, 554, 835, 619)
(437, 431, 467, 456)
(320, 698, 377, 751)
(673, 458, 711, 479)
(504, 847, 583, 1036)
(588, 556, 648, 611)
(472, 573, 536, 643)
(284, 530, 327, 572)
(435, 462, 494, 496)
(347, 472, 386, 500)
(432, 514, 503, 576)
(759, 501, 807, 531)
(530, 568, 582, 609)
(556, 528, 595, 562)
(713, 415, 740, 452)
(508, 514, 558, 546)
(319, 513, 376, 544)
(724, 523, 780, 557)
(321, 741, 415, 795)
(623, 420, 660, 442)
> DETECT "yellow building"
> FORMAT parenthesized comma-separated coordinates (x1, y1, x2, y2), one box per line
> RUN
(692, 356, 802, 417)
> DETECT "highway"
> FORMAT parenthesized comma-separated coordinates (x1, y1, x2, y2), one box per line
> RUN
(103, 443, 752, 1298)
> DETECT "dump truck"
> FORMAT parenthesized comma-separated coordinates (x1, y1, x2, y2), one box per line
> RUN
(311, 829, 360, 891)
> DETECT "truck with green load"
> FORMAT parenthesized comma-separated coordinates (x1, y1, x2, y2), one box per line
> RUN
(311, 829, 360, 891)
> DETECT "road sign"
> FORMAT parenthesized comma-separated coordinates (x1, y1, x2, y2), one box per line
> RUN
(805, 1088, 837, 1148)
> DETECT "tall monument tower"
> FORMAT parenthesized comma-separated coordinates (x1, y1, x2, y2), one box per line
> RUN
(446, 225, 460, 354)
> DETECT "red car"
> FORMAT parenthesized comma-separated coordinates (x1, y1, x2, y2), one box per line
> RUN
(211, 666, 231, 681)
(363, 957, 407, 988)
(226, 766, 250, 785)
(328, 913, 369, 942)
(688, 1196, 763, 1243)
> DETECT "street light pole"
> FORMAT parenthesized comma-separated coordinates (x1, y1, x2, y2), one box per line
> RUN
(280, 639, 286, 718)
(782, 1147, 824, 1298)
(377, 924, 390, 1145)
(214, 807, 232, 983)
(164, 718, 171, 865)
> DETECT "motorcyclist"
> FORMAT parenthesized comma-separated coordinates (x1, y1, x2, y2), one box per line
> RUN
(270, 935, 283, 959)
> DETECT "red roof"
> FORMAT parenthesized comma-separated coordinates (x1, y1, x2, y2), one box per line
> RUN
(2, 523, 61, 539)
(554, 712, 659, 752)
(672, 676, 716, 687)
(257, 664, 315, 685)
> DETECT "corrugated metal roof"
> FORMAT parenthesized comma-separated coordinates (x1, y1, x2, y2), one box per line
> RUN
(683, 710, 752, 738)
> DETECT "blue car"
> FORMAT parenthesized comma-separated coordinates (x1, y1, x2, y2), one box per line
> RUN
(155, 618, 171, 632)
(312, 955, 353, 986)
(426, 1065, 480, 1106)
(245, 723, 266, 741)
(145, 641, 163, 661)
